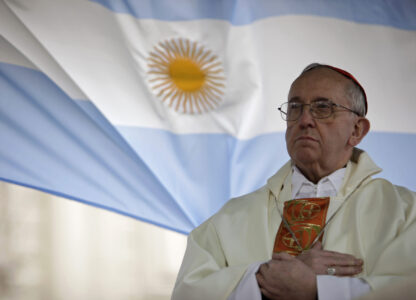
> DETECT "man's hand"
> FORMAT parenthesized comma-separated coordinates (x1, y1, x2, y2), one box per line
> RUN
(296, 242, 363, 276)
(256, 245, 364, 299)
(256, 252, 317, 300)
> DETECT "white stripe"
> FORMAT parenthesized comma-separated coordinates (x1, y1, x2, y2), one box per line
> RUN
(0, 1, 87, 100)
(4, 0, 416, 138)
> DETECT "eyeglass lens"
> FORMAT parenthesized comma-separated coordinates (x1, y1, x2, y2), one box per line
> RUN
(281, 101, 333, 121)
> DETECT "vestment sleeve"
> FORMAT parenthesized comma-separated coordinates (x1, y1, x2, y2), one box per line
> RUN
(171, 219, 249, 300)
(317, 276, 371, 300)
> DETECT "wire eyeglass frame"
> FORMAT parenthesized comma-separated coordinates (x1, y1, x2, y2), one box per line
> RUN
(278, 99, 360, 121)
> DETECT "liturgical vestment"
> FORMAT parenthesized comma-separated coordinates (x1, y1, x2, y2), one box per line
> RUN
(172, 151, 416, 299)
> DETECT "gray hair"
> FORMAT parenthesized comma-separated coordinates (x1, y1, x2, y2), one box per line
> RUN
(300, 63, 366, 116)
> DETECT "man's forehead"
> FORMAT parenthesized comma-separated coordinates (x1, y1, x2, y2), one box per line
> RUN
(288, 68, 348, 99)
(294, 67, 349, 84)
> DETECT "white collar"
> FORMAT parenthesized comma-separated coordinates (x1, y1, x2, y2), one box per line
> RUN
(291, 165, 346, 198)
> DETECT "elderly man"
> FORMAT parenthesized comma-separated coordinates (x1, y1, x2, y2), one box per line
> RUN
(172, 64, 416, 300)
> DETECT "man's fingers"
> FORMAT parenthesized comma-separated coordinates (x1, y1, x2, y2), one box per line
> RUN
(256, 268, 270, 289)
(302, 244, 362, 264)
(320, 249, 356, 258)
(258, 262, 269, 274)
(325, 256, 363, 267)
(256, 272, 264, 286)
(316, 256, 363, 272)
(296, 246, 364, 276)
(256, 267, 276, 298)
(327, 265, 363, 276)
(320, 250, 360, 261)
(311, 250, 363, 266)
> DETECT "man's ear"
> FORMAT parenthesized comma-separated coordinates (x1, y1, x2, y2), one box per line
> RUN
(349, 117, 370, 147)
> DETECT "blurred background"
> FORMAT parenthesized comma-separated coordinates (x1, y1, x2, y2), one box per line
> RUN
(0, 182, 186, 300)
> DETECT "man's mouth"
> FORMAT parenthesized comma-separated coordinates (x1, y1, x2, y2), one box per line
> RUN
(296, 136, 318, 143)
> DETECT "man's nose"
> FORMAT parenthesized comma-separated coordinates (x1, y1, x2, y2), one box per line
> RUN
(297, 105, 315, 127)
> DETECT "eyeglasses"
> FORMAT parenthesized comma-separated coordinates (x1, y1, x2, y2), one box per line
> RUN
(278, 99, 360, 121)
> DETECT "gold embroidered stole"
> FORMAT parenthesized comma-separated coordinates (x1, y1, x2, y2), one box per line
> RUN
(273, 197, 330, 256)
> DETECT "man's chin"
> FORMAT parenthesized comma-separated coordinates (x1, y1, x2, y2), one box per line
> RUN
(291, 150, 320, 166)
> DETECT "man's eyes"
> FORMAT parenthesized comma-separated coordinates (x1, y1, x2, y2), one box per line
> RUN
(314, 102, 331, 109)
(288, 102, 331, 109)
(288, 103, 302, 109)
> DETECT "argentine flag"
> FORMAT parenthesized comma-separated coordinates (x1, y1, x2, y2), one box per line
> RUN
(1, 0, 415, 234)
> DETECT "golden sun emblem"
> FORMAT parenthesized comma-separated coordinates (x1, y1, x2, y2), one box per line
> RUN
(147, 38, 226, 114)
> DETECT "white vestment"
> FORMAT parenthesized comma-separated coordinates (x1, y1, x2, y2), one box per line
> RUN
(172, 151, 416, 299)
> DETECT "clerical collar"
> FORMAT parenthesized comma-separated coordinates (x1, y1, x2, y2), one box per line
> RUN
(291, 166, 346, 199)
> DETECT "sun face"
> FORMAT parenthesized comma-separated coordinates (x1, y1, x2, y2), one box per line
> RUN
(147, 38, 226, 114)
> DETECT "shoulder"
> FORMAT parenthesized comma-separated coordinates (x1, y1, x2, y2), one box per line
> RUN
(354, 177, 416, 213)
(362, 178, 415, 197)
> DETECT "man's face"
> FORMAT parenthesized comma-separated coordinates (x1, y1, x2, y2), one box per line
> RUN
(285, 68, 358, 177)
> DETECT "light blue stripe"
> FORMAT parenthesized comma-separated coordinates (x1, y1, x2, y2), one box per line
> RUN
(360, 131, 416, 190)
(0, 62, 195, 234)
(90, 0, 416, 30)
(117, 127, 290, 224)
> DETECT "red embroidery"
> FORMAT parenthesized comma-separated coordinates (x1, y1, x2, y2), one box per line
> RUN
(273, 197, 330, 256)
